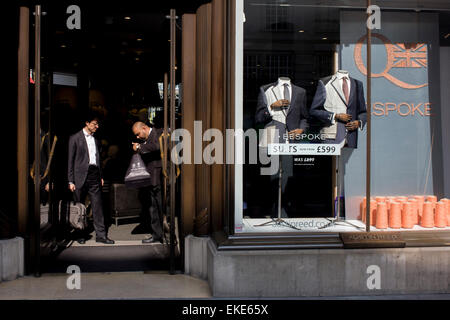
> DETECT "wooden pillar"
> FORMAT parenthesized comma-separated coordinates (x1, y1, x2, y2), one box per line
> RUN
(226, 0, 237, 234)
(210, 0, 226, 233)
(17, 6, 29, 236)
(181, 1, 229, 236)
(181, 14, 197, 236)
(195, 3, 212, 235)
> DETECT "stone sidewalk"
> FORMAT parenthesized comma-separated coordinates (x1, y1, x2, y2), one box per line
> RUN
(0, 271, 449, 299)
(0, 271, 211, 299)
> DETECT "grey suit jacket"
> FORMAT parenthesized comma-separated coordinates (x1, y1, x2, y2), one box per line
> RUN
(67, 130, 102, 188)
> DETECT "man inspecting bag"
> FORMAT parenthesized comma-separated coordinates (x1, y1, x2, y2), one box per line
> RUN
(131, 121, 164, 244)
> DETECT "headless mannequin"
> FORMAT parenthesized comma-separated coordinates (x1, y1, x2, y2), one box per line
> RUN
(269, 77, 304, 139)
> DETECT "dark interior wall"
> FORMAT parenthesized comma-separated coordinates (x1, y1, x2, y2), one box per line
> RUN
(1, 3, 19, 238)
(5, 0, 210, 240)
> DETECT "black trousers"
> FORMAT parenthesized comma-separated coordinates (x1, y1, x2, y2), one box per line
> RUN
(73, 165, 106, 239)
(138, 184, 163, 240)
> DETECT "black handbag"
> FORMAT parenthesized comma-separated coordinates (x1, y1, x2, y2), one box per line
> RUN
(124, 153, 152, 188)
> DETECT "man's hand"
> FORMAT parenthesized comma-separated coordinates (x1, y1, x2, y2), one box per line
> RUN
(132, 142, 140, 152)
(288, 129, 304, 140)
(69, 183, 76, 192)
(45, 183, 50, 192)
(335, 113, 352, 123)
(101, 179, 104, 187)
(345, 120, 360, 131)
(271, 99, 290, 110)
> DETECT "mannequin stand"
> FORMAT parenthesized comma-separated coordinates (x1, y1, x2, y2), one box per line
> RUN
(318, 153, 363, 230)
(255, 155, 301, 230)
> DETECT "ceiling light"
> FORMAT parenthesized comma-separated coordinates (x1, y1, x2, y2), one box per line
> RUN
(298, 30, 304, 33)
(61, 44, 66, 48)
(137, 38, 143, 41)
(124, 16, 131, 20)
(322, 37, 328, 40)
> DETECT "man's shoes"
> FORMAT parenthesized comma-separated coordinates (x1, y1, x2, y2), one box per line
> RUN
(142, 237, 163, 244)
(77, 238, 86, 244)
(95, 237, 115, 244)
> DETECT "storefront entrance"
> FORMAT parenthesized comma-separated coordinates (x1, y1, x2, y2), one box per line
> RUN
(18, 0, 208, 275)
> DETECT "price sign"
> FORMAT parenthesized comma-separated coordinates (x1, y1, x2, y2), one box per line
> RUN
(268, 143, 341, 155)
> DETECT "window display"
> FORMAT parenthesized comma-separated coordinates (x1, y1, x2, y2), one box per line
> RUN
(235, 0, 450, 234)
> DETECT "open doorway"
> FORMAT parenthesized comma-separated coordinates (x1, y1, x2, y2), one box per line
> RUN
(34, 1, 205, 273)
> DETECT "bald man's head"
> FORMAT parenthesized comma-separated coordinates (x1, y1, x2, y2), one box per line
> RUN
(132, 121, 150, 140)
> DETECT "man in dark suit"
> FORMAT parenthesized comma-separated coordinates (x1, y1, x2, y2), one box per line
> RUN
(132, 121, 163, 244)
(68, 115, 114, 244)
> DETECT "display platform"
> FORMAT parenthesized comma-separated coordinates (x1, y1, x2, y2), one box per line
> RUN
(241, 218, 450, 233)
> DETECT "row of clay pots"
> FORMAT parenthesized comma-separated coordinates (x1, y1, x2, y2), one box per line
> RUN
(360, 196, 450, 229)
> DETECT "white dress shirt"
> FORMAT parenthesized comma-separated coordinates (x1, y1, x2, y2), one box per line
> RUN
(83, 128, 98, 166)
(266, 78, 292, 123)
(331, 71, 351, 125)
(331, 71, 362, 131)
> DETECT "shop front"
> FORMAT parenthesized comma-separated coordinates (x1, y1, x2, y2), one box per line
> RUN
(7, 0, 450, 296)
(11, 0, 212, 278)
(181, 0, 450, 297)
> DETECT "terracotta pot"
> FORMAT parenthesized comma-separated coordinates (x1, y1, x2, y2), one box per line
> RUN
(389, 201, 402, 229)
(413, 196, 425, 219)
(426, 195, 437, 209)
(408, 199, 419, 225)
(376, 202, 388, 229)
(421, 202, 435, 228)
(435, 202, 447, 228)
(440, 198, 450, 227)
(370, 200, 377, 226)
(402, 202, 415, 229)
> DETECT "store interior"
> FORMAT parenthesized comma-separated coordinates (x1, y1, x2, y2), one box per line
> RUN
(36, 1, 208, 272)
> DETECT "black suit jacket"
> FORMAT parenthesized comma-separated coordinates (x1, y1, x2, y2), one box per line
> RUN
(67, 130, 102, 188)
(138, 127, 162, 186)
(310, 76, 367, 148)
(255, 82, 308, 133)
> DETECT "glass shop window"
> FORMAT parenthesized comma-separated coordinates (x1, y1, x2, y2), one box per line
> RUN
(234, 0, 450, 234)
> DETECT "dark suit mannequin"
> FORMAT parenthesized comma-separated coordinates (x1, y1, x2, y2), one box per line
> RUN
(310, 71, 367, 219)
(68, 118, 113, 244)
(132, 122, 163, 243)
(255, 77, 308, 142)
(310, 70, 367, 148)
(255, 78, 309, 217)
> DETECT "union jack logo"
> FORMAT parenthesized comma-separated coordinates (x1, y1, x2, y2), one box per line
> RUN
(392, 43, 428, 68)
